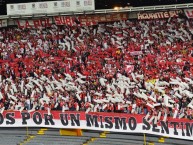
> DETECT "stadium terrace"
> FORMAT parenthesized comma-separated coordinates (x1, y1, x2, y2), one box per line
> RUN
(0, 0, 192, 142)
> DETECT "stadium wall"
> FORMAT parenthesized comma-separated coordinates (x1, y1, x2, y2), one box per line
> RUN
(0, 8, 191, 28)
(0, 3, 191, 28)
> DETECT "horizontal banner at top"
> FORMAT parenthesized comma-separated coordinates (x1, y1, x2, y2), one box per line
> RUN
(54, 13, 128, 26)
(14, 13, 129, 28)
(7, 0, 95, 15)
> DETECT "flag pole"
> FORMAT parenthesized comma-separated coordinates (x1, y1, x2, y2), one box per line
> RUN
(26, 127, 29, 137)
(144, 133, 146, 145)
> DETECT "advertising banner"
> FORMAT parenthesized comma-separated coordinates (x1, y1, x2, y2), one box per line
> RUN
(137, 9, 183, 20)
(7, 3, 28, 15)
(0, 111, 192, 140)
(74, 0, 95, 12)
(47, 0, 72, 13)
(7, 0, 95, 15)
(184, 9, 193, 19)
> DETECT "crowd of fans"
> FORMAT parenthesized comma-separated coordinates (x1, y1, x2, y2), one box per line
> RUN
(0, 17, 192, 122)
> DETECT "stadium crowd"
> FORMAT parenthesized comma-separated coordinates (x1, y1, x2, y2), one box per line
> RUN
(0, 17, 192, 122)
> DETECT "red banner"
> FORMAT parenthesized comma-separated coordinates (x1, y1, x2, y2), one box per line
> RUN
(78, 13, 128, 23)
(54, 13, 128, 26)
(138, 10, 183, 20)
(54, 16, 75, 26)
(15, 13, 128, 28)
(54, 16, 97, 26)
(16, 18, 52, 28)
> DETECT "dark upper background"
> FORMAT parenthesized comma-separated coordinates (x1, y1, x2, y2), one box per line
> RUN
(0, 0, 192, 15)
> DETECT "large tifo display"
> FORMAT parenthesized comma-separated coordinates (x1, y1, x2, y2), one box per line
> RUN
(1, 111, 193, 140)
(7, 0, 95, 15)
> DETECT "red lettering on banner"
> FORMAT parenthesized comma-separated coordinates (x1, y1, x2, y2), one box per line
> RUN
(186, 11, 193, 18)
(40, 19, 46, 27)
(54, 16, 62, 25)
(184, 9, 193, 19)
(54, 13, 128, 26)
(16, 20, 24, 29)
(40, 19, 51, 28)
(25, 21, 32, 28)
(16, 18, 51, 28)
(33, 20, 41, 28)
(54, 16, 74, 26)
(164, 12, 169, 18)
(160, 12, 165, 18)
(54, 16, 68, 25)
(46, 18, 52, 27)
(169, 11, 177, 17)
(65, 17, 72, 25)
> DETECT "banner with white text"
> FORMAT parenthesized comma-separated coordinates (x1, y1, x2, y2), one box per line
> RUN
(0, 111, 192, 140)
(138, 9, 183, 20)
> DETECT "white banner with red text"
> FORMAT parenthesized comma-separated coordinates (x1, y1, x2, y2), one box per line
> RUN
(7, 0, 95, 15)
(184, 9, 193, 19)
(0, 111, 192, 140)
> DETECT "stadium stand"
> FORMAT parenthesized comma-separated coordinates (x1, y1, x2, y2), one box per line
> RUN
(0, 17, 192, 122)
(0, 128, 192, 145)
(0, 1, 193, 145)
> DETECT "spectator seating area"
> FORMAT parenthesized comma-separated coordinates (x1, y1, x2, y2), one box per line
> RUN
(0, 128, 192, 145)
(0, 17, 192, 121)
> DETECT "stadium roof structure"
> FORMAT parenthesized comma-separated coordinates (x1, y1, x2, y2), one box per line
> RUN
(1, 2, 193, 19)
(0, 0, 193, 15)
